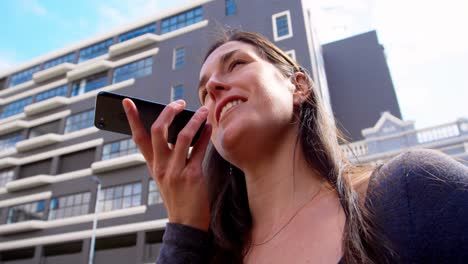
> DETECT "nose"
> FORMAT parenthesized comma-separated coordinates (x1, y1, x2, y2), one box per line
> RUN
(206, 74, 229, 100)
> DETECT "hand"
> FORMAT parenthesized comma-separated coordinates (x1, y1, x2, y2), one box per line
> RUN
(122, 98, 212, 231)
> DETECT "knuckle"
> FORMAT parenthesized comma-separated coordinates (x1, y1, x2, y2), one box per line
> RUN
(150, 123, 164, 135)
(132, 133, 145, 145)
(177, 131, 192, 144)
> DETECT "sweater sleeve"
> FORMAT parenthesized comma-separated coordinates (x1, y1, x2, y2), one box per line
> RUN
(156, 223, 212, 264)
(367, 149, 468, 263)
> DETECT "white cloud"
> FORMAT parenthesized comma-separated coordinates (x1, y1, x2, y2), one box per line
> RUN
(20, 0, 48, 16)
(0, 52, 18, 74)
(308, 0, 468, 128)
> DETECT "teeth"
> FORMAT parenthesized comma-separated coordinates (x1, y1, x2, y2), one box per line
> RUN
(220, 99, 243, 120)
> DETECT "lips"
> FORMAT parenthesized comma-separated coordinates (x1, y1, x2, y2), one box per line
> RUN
(216, 96, 247, 123)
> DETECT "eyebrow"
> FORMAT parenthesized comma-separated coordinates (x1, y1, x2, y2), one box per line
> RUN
(198, 49, 241, 92)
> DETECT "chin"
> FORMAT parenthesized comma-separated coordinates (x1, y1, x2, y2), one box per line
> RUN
(214, 126, 247, 163)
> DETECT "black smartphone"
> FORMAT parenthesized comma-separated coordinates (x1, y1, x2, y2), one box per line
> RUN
(94, 91, 205, 145)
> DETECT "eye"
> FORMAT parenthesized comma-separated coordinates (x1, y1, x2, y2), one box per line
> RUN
(228, 59, 245, 71)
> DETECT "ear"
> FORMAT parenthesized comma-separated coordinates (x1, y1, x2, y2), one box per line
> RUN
(291, 72, 310, 106)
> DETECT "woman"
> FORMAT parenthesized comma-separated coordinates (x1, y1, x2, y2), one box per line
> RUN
(122, 31, 468, 263)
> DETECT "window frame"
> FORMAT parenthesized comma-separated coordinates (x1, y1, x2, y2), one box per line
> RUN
(171, 84, 185, 102)
(172, 47, 186, 70)
(272, 10, 293, 42)
(285, 49, 296, 61)
(64, 110, 95, 134)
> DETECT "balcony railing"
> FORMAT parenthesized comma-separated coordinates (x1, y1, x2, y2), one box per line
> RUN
(341, 119, 468, 161)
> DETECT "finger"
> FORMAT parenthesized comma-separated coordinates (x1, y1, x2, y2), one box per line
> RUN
(172, 106, 209, 166)
(188, 123, 212, 166)
(122, 98, 153, 161)
(150, 100, 186, 163)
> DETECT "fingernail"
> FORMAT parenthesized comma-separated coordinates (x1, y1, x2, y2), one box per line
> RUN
(122, 100, 129, 113)
(175, 100, 185, 106)
(199, 106, 208, 113)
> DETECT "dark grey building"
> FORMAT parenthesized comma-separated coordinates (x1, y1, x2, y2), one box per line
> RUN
(322, 31, 402, 141)
(0, 0, 399, 263)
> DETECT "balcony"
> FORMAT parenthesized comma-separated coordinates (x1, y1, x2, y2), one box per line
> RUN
(33, 63, 76, 83)
(109, 33, 159, 57)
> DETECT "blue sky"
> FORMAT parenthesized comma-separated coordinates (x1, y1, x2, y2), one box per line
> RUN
(0, 0, 466, 129)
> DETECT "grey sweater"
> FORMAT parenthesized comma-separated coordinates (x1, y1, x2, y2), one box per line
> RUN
(156, 149, 468, 263)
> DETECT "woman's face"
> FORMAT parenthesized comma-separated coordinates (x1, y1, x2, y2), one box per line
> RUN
(199, 41, 297, 161)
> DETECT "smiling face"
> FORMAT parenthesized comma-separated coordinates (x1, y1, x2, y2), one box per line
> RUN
(199, 41, 299, 163)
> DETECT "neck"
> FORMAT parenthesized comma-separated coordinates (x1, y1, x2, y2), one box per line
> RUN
(238, 126, 323, 243)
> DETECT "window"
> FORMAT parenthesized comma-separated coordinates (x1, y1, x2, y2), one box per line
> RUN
(171, 84, 184, 101)
(225, 0, 237, 16)
(58, 148, 95, 174)
(102, 138, 139, 160)
(161, 7, 203, 34)
(0, 97, 32, 119)
(0, 78, 6, 90)
(98, 182, 141, 212)
(8, 65, 41, 87)
(148, 181, 163, 205)
(8, 200, 46, 224)
(18, 159, 52, 179)
(272, 11, 293, 41)
(0, 132, 24, 150)
(285, 49, 296, 61)
(35, 85, 69, 102)
(0, 169, 14, 188)
(112, 57, 153, 83)
(173, 47, 185, 69)
(64, 110, 94, 133)
(28, 120, 61, 138)
(78, 39, 114, 63)
(43, 53, 75, 69)
(49, 192, 91, 220)
(71, 72, 107, 97)
(119, 24, 156, 42)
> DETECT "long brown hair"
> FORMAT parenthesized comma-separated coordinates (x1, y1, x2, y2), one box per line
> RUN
(203, 30, 393, 264)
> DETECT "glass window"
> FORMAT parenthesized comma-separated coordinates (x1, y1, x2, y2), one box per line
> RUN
(102, 138, 139, 160)
(225, 0, 237, 16)
(28, 120, 61, 139)
(112, 57, 153, 83)
(0, 97, 33, 119)
(273, 11, 293, 41)
(0, 169, 14, 188)
(98, 182, 142, 212)
(8, 200, 46, 224)
(71, 72, 108, 97)
(148, 180, 163, 205)
(8, 65, 41, 87)
(276, 15, 289, 37)
(78, 39, 114, 63)
(35, 85, 69, 102)
(49, 192, 90, 220)
(0, 78, 6, 90)
(171, 84, 184, 101)
(64, 110, 94, 134)
(43, 53, 75, 69)
(161, 7, 203, 34)
(118, 24, 156, 42)
(173, 47, 185, 69)
(0, 132, 24, 150)
(285, 50, 296, 61)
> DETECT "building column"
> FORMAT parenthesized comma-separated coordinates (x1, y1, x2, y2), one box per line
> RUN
(81, 238, 91, 264)
(33, 245, 43, 264)
(135, 231, 146, 263)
